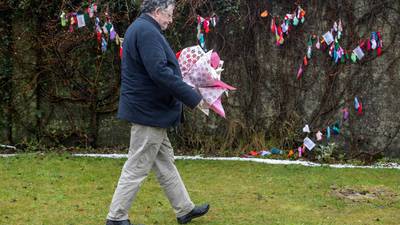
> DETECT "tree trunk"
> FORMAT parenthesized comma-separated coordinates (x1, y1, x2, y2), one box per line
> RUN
(1, 9, 14, 144)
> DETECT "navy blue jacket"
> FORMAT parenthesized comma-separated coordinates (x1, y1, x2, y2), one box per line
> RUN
(117, 14, 202, 128)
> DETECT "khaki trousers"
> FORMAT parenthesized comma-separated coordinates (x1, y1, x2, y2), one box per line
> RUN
(107, 123, 195, 221)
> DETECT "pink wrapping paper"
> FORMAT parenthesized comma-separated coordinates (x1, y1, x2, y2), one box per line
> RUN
(178, 45, 236, 117)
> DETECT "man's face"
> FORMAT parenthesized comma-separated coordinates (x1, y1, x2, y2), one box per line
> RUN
(155, 5, 174, 30)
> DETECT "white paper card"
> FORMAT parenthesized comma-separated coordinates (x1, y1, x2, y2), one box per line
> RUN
(323, 31, 334, 45)
(304, 137, 316, 150)
(353, 46, 365, 60)
(77, 15, 86, 28)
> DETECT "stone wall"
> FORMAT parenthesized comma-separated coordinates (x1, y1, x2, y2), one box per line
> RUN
(1, 0, 399, 159)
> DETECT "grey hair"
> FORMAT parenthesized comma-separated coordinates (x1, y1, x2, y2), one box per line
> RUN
(140, 0, 175, 13)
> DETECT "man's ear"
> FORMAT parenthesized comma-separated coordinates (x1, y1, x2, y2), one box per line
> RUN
(154, 7, 162, 17)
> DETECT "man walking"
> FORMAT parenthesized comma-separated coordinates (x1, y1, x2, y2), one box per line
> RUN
(106, 0, 209, 225)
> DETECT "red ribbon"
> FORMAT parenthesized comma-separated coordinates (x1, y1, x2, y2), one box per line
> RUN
(357, 102, 363, 115)
(96, 31, 102, 44)
(270, 18, 276, 33)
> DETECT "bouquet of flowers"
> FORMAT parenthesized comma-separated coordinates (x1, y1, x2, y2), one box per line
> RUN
(177, 45, 236, 118)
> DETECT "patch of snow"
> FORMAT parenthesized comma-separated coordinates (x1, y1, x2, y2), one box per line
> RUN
(1, 154, 400, 170)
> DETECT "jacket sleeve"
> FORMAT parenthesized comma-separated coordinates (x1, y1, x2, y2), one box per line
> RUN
(136, 29, 202, 109)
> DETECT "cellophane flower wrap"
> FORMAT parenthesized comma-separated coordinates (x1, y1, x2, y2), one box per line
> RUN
(177, 45, 236, 118)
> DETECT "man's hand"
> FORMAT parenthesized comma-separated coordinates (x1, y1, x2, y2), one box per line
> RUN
(196, 99, 209, 115)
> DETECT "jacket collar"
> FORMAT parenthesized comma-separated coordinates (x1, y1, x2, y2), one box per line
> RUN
(140, 13, 161, 31)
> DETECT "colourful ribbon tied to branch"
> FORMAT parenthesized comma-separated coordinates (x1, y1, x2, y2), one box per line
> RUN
(60, 2, 123, 56)
(196, 15, 218, 51)
(264, 4, 306, 46)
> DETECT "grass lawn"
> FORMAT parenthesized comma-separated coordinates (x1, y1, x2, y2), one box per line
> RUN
(0, 154, 399, 225)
